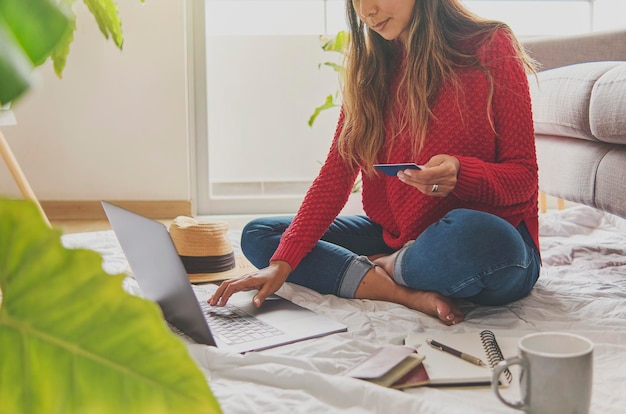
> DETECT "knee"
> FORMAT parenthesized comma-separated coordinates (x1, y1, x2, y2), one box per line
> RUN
(443, 209, 506, 234)
(443, 209, 525, 256)
(241, 217, 264, 239)
(240, 216, 290, 260)
(241, 218, 269, 255)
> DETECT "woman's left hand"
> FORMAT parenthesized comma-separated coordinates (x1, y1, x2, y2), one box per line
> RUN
(397, 154, 460, 197)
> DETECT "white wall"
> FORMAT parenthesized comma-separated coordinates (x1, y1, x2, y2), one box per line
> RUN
(0, 0, 189, 201)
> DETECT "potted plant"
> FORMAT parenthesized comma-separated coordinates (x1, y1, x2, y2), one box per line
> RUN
(0, 1, 221, 412)
(307, 30, 350, 128)
(310, 31, 364, 215)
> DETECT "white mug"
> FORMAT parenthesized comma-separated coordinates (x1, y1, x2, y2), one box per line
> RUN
(492, 332, 593, 414)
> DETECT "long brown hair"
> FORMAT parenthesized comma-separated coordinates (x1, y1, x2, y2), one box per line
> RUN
(339, 0, 536, 175)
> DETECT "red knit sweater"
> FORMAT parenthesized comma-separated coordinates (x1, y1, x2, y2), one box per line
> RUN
(272, 30, 539, 271)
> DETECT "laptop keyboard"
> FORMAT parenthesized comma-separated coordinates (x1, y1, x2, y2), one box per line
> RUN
(198, 301, 284, 345)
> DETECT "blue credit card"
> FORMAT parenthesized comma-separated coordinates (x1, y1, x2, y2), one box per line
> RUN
(374, 163, 422, 176)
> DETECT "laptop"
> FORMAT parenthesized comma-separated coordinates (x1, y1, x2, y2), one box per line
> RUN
(101, 201, 347, 353)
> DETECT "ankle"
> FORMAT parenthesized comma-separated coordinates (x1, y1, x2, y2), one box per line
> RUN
(372, 253, 397, 277)
(354, 266, 398, 301)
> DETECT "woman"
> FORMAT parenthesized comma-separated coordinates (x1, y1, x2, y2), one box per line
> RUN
(210, 0, 540, 325)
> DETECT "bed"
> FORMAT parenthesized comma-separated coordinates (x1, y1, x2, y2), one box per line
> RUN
(62, 205, 626, 413)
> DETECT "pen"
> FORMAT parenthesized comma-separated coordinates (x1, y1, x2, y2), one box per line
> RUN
(426, 338, 487, 367)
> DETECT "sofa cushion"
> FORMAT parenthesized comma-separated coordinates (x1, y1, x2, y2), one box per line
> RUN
(590, 63, 626, 144)
(536, 134, 626, 219)
(529, 61, 626, 143)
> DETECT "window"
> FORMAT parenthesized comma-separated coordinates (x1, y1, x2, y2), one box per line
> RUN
(192, 0, 622, 215)
(193, 0, 346, 214)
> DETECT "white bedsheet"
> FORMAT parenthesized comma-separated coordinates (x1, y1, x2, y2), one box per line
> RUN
(63, 206, 626, 413)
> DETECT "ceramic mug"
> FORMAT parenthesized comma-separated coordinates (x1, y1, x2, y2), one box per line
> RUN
(492, 332, 593, 414)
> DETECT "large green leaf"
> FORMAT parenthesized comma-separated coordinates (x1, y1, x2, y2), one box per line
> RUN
(0, 0, 71, 104)
(0, 199, 221, 414)
(0, 0, 71, 65)
(0, 20, 33, 105)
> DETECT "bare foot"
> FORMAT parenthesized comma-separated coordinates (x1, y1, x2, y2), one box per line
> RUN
(406, 290, 464, 325)
(355, 265, 464, 325)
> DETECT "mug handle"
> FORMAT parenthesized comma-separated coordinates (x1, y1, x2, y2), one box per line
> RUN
(492, 357, 527, 411)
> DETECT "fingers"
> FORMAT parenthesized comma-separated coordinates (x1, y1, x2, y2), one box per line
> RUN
(209, 261, 291, 307)
(209, 273, 260, 306)
(397, 155, 459, 196)
(252, 285, 275, 308)
(398, 169, 452, 196)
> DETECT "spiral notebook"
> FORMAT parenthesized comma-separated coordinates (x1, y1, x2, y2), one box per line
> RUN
(404, 330, 518, 387)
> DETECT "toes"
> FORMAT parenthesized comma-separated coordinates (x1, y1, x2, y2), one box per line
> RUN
(435, 297, 464, 325)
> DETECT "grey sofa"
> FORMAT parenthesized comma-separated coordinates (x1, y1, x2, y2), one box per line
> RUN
(522, 30, 626, 219)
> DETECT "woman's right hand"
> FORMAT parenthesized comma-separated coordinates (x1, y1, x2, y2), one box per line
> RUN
(208, 260, 292, 308)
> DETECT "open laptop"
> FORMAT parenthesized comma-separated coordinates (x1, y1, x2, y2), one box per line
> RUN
(101, 201, 347, 353)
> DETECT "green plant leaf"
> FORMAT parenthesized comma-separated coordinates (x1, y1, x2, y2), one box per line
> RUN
(83, 0, 125, 49)
(0, 0, 71, 103)
(309, 31, 350, 128)
(308, 94, 338, 127)
(0, 0, 71, 66)
(0, 21, 33, 105)
(0, 199, 222, 414)
(320, 30, 350, 55)
(322, 61, 346, 78)
(51, 1, 77, 78)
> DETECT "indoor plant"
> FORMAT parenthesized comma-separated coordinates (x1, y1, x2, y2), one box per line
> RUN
(0, 199, 220, 413)
(307, 30, 350, 128)
(1, 0, 126, 105)
(310, 31, 364, 214)
(0, 1, 221, 412)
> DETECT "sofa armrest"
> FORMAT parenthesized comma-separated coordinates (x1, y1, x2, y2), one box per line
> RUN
(522, 30, 626, 71)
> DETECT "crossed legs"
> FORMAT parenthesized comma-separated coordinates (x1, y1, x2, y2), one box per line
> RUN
(355, 253, 464, 325)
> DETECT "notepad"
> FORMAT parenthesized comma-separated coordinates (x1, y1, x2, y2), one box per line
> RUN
(342, 345, 426, 388)
(404, 330, 519, 387)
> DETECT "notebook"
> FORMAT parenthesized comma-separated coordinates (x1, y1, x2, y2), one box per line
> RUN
(102, 201, 347, 354)
(342, 345, 426, 388)
(404, 330, 519, 386)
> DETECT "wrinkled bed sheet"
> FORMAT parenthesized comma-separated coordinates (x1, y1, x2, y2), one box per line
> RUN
(62, 206, 626, 413)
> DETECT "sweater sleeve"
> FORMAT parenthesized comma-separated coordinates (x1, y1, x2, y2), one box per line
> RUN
(270, 110, 359, 270)
(453, 29, 539, 209)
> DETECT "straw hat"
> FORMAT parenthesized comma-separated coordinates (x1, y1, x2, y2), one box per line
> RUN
(168, 216, 256, 283)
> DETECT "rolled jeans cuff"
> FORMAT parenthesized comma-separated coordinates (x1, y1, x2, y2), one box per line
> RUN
(338, 255, 375, 298)
(393, 240, 414, 286)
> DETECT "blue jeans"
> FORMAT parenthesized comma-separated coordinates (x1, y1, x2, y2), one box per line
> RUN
(240, 209, 540, 306)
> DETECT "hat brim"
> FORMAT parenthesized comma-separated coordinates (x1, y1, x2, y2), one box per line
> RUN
(187, 254, 257, 284)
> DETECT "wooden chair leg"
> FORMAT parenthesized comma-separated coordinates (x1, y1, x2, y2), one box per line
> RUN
(0, 129, 51, 227)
